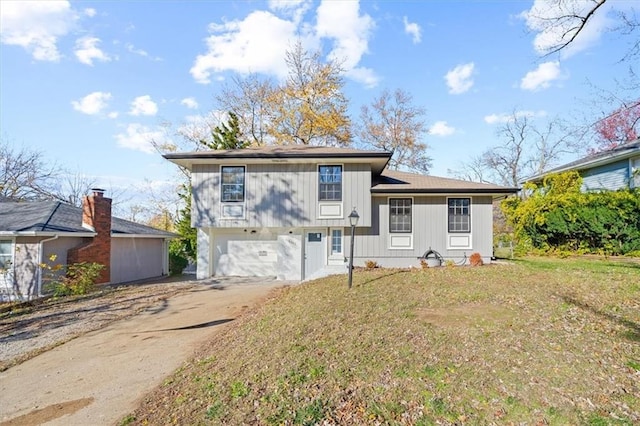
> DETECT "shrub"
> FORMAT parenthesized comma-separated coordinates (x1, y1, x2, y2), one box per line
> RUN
(420, 259, 429, 269)
(444, 260, 456, 267)
(45, 262, 105, 297)
(364, 260, 379, 269)
(169, 239, 189, 275)
(469, 252, 483, 266)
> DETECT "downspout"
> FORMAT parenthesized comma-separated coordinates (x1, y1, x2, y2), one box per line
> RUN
(37, 235, 59, 297)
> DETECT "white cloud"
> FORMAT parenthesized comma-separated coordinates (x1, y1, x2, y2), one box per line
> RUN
(403, 16, 421, 44)
(428, 121, 455, 136)
(129, 95, 158, 116)
(521, 0, 617, 58)
(316, 0, 377, 86)
(190, 11, 298, 84)
(190, 0, 378, 87)
(484, 110, 547, 124)
(181, 97, 199, 109)
(84, 8, 96, 18)
(445, 63, 475, 94)
(520, 61, 563, 91)
(71, 91, 112, 115)
(107, 111, 119, 119)
(114, 123, 164, 154)
(0, 0, 78, 61)
(74, 36, 111, 66)
(125, 43, 161, 61)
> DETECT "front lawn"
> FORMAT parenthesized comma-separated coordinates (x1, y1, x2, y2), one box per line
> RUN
(126, 258, 640, 425)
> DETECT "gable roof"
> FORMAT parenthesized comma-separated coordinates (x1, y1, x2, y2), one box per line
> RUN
(164, 145, 392, 174)
(372, 170, 518, 195)
(0, 201, 175, 238)
(523, 139, 640, 184)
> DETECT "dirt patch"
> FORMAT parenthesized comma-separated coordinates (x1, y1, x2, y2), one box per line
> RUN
(0, 276, 197, 371)
(419, 304, 514, 328)
(0, 398, 94, 426)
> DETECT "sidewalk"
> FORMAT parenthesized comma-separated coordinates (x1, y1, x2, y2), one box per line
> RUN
(0, 279, 290, 425)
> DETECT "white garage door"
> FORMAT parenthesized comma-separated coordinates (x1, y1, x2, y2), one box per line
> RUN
(213, 231, 278, 277)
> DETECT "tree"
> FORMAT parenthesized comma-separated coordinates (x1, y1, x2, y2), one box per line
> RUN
(356, 88, 431, 173)
(0, 139, 62, 201)
(454, 113, 579, 186)
(525, 0, 639, 60)
(216, 74, 276, 146)
(592, 99, 640, 152)
(199, 112, 250, 150)
(268, 42, 351, 146)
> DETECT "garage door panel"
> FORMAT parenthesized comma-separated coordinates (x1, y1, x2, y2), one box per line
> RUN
(213, 233, 278, 277)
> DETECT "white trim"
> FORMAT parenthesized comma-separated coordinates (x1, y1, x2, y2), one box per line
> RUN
(388, 196, 414, 250)
(317, 163, 344, 219)
(0, 231, 95, 237)
(630, 156, 640, 189)
(446, 196, 473, 250)
(0, 237, 16, 299)
(329, 227, 344, 257)
(219, 164, 247, 220)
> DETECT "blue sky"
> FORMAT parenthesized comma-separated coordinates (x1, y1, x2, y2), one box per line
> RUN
(0, 0, 635, 210)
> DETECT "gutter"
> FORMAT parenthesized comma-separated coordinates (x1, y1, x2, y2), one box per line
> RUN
(37, 234, 59, 298)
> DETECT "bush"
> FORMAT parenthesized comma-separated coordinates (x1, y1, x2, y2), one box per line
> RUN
(364, 260, 379, 269)
(169, 240, 189, 275)
(45, 262, 104, 297)
(469, 252, 484, 266)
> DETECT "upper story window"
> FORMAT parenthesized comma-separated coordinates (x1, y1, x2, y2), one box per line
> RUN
(221, 166, 245, 202)
(448, 198, 470, 233)
(318, 165, 342, 201)
(389, 198, 412, 233)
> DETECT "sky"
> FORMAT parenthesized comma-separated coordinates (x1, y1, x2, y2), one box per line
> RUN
(0, 0, 637, 210)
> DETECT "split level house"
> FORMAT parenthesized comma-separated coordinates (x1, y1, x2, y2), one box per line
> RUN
(0, 189, 175, 301)
(165, 146, 518, 281)
(522, 138, 640, 191)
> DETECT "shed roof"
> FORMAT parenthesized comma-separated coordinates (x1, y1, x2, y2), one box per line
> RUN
(372, 170, 518, 195)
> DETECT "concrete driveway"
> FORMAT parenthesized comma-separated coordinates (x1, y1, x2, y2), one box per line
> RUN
(0, 277, 293, 425)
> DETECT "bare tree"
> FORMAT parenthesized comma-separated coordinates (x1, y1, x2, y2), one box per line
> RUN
(455, 113, 579, 186)
(356, 88, 431, 173)
(0, 139, 62, 201)
(216, 74, 276, 146)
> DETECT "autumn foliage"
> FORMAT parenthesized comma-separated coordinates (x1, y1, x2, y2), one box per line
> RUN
(592, 100, 640, 153)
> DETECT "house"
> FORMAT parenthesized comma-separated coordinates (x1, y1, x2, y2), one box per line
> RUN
(164, 146, 518, 281)
(522, 139, 640, 191)
(0, 189, 175, 301)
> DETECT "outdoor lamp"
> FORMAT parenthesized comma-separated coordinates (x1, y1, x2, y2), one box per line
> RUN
(348, 208, 359, 289)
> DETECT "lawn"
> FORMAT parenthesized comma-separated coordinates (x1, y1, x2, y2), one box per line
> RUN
(125, 258, 640, 425)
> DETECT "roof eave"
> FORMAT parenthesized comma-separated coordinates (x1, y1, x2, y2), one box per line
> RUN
(112, 233, 177, 239)
(370, 188, 519, 195)
(0, 231, 96, 237)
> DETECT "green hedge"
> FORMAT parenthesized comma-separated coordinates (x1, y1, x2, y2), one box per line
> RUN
(502, 171, 640, 255)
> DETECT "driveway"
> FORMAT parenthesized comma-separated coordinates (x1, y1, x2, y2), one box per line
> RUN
(0, 277, 293, 425)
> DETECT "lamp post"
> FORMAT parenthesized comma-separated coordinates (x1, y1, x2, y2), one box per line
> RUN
(348, 208, 359, 289)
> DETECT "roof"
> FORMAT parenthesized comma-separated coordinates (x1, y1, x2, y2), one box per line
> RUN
(0, 201, 176, 238)
(164, 145, 392, 174)
(523, 139, 640, 183)
(371, 170, 518, 195)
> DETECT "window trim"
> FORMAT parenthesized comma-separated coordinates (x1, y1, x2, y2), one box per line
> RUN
(318, 164, 343, 202)
(219, 165, 246, 220)
(329, 228, 343, 257)
(389, 197, 413, 234)
(447, 197, 471, 234)
(388, 197, 413, 250)
(0, 239, 15, 286)
(446, 197, 472, 250)
(220, 165, 246, 203)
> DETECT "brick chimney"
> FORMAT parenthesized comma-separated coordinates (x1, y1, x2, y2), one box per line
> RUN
(67, 189, 112, 284)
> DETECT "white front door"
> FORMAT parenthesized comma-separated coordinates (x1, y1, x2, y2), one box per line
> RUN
(304, 230, 325, 279)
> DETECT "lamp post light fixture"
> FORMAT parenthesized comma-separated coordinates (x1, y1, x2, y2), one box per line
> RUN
(348, 208, 359, 289)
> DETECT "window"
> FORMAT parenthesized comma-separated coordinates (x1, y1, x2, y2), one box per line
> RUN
(221, 166, 245, 202)
(0, 240, 12, 270)
(389, 198, 412, 233)
(319, 165, 342, 201)
(448, 198, 470, 233)
(331, 229, 342, 255)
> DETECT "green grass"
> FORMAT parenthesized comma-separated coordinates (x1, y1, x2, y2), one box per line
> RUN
(126, 257, 640, 425)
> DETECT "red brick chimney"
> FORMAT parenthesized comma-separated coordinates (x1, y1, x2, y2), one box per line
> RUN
(67, 189, 112, 284)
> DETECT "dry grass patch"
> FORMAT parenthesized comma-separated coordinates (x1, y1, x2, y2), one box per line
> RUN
(125, 258, 640, 425)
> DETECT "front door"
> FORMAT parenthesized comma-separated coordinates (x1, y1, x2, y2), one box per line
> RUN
(304, 230, 325, 279)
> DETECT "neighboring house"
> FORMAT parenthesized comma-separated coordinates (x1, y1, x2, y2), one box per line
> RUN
(0, 189, 175, 301)
(523, 139, 640, 191)
(165, 146, 518, 281)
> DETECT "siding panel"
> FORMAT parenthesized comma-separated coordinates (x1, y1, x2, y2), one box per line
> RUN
(581, 159, 630, 191)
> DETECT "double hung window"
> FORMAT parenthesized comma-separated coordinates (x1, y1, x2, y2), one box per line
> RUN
(448, 198, 470, 233)
(221, 166, 245, 202)
(389, 198, 412, 233)
(318, 165, 342, 201)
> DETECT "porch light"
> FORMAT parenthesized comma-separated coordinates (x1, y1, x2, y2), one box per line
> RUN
(348, 208, 359, 289)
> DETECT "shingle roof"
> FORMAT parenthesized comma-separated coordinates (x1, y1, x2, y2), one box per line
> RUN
(523, 139, 640, 183)
(371, 170, 518, 194)
(0, 201, 175, 237)
(164, 145, 392, 174)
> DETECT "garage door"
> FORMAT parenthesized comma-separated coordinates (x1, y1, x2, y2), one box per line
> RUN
(213, 231, 278, 277)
